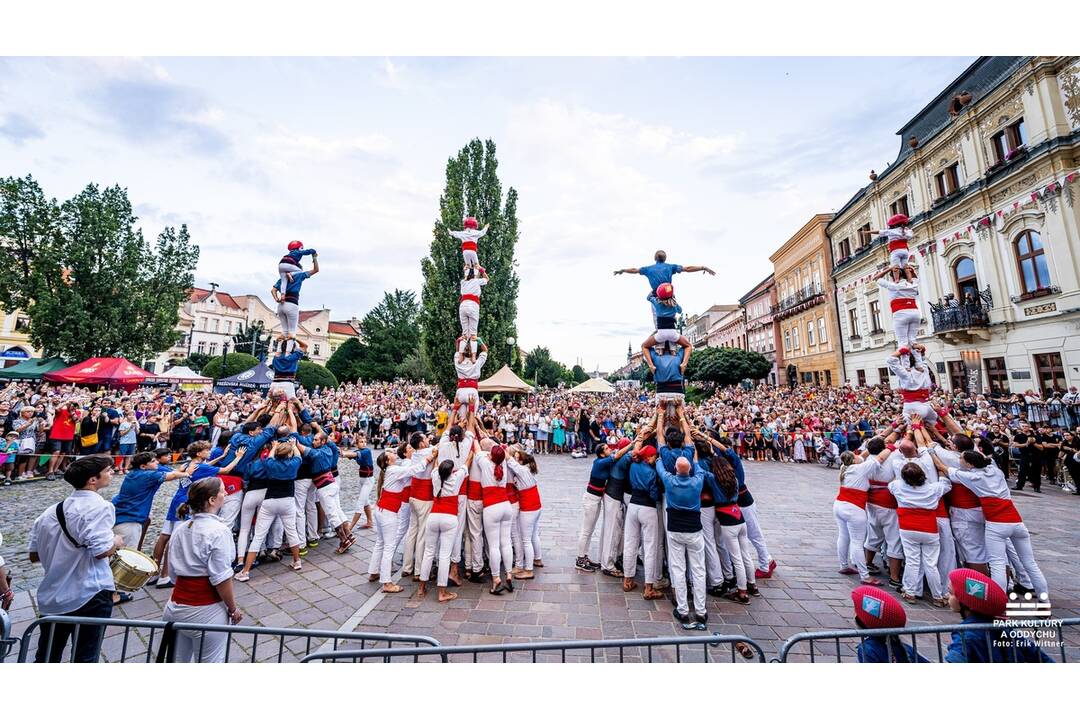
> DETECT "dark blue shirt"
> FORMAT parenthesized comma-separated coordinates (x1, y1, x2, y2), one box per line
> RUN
(283, 248, 316, 263)
(272, 350, 303, 377)
(265, 455, 302, 499)
(112, 469, 169, 524)
(588, 455, 615, 496)
(306, 442, 338, 476)
(857, 636, 930, 663)
(659, 442, 694, 475)
(274, 270, 310, 303)
(945, 616, 1056, 663)
(650, 347, 685, 387)
(656, 464, 703, 532)
(638, 262, 684, 292)
(606, 452, 632, 499)
(628, 460, 660, 506)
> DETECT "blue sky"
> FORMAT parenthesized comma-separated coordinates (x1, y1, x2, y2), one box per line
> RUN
(0, 56, 975, 371)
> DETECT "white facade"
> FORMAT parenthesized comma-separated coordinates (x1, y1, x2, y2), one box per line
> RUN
(831, 56, 1080, 397)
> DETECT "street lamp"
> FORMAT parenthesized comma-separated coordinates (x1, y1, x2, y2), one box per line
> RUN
(222, 341, 230, 375)
(506, 336, 516, 367)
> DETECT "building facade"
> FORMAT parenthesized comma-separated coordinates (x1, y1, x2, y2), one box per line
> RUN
(684, 304, 738, 348)
(830, 56, 1080, 396)
(709, 307, 747, 349)
(0, 310, 37, 368)
(771, 214, 842, 386)
(739, 274, 779, 385)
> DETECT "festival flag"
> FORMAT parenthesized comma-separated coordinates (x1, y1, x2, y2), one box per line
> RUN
(1032, 191, 1041, 202)
(1013, 201, 1020, 211)
(1067, 172, 1077, 184)
(1047, 181, 1058, 193)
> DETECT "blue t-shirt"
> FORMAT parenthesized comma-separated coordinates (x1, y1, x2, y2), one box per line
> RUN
(628, 461, 661, 506)
(272, 350, 303, 376)
(658, 443, 694, 475)
(656, 464, 703, 532)
(638, 262, 684, 292)
(945, 617, 1055, 663)
(650, 347, 685, 385)
(306, 442, 338, 476)
(283, 248, 316, 264)
(274, 270, 310, 302)
(857, 637, 929, 663)
(647, 295, 682, 320)
(112, 468, 169, 524)
(165, 463, 221, 522)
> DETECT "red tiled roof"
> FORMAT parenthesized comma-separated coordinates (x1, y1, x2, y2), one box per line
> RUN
(298, 310, 323, 322)
(328, 321, 359, 336)
(190, 287, 242, 310)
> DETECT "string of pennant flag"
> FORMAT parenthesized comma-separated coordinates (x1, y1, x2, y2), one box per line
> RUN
(837, 171, 1078, 293)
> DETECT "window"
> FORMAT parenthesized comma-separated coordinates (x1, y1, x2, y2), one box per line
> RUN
(784, 330, 791, 351)
(825, 369, 832, 386)
(199, 317, 207, 331)
(993, 118, 1027, 162)
(857, 223, 872, 249)
(212, 319, 220, 333)
(209, 342, 218, 355)
(948, 360, 966, 392)
(857, 369, 867, 387)
(953, 257, 978, 303)
(807, 321, 815, 346)
(13, 315, 29, 333)
(793, 326, 800, 350)
(818, 317, 827, 345)
(812, 270, 821, 292)
(889, 195, 910, 217)
(848, 308, 860, 338)
(935, 163, 960, 198)
(869, 301, 882, 333)
(1034, 352, 1066, 394)
(984, 357, 1009, 396)
(838, 237, 851, 261)
(314, 344, 321, 356)
(224, 321, 232, 334)
(196, 341, 206, 354)
(991, 130, 1009, 163)
(879, 367, 891, 386)
(1014, 230, 1051, 295)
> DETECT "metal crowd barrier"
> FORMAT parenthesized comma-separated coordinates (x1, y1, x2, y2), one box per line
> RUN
(300, 633, 767, 663)
(15, 616, 440, 663)
(777, 618, 1080, 663)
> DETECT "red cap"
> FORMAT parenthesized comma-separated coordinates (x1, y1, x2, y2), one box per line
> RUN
(656, 282, 674, 300)
(887, 213, 909, 228)
(898, 346, 910, 355)
(463, 217, 478, 230)
(852, 586, 907, 628)
(288, 240, 304, 251)
(616, 438, 631, 450)
(949, 568, 1007, 617)
(637, 445, 657, 460)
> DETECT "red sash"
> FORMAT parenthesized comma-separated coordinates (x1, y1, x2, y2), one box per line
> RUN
(432, 495, 459, 515)
(897, 507, 938, 533)
(467, 479, 483, 501)
(312, 471, 335, 490)
(935, 498, 949, 518)
(460, 294, 480, 304)
(900, 388, 930, 403)
(949, 483, 981, 510)
(867, 482, 898, 509)
(401, 485, 411, 503)
(891, 297, 917, 312)
(506, 484, 519, 505)
(377, 489, 405, 513)
(716, 503, 743, 521)
(888, 239, 909, 252)
(461, 240, 478, 251)
(457, 378, 478, 389)
(836, 486, 867, 509)
(482, 484, 508, 507)
(172, 576, 219, 606)
(411, 476, 434, 502)
(219, 474, 243, 496)
(980, 497, 1023, 523)
(518, 486, 542, 511)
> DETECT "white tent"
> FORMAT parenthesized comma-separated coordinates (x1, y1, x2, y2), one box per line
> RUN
(568, 377, 615, 394)
(477, 365, 534, 394)
(160, 365, 213, 386)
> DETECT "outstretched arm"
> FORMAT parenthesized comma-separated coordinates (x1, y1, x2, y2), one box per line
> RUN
(613, 267, 640, 276)
(683, 265, 716, 276)
(308, 255, 320, 277)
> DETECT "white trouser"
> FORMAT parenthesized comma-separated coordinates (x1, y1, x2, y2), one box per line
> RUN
(653, 328, 680, 344)
(577, 492, 603, 558)
(279, 261, 302, 289)
(482, 502, 514, 579)
(393, 501, 412, 561)
(864, 504, 903, 559)
(655, 499, 667, 574)
(950, 515, 989, 565)
(115, 522, 142, 550)
(250, 497, 299, 554)
(402, 498, 432, 574)
(623, 503, 660, 584)
(667, 530, 707, 616)
(936, 516, 957, 590)
(462, 248, 478, 267)
(267, 517, 284, 550)
(466, 498, 485, 571)
(163, 601, 229, 663)
(452, 495, 467, 563)
(892, 308, 921, 350)
(719, 523, 755, 590)
(985, 521, 1048, 597)
(1006, 539, 1033, 588)
(236, 488, 266, 559)
(456, 337, 479, 357)
(600, 494, 625, 571)
(517, 508, 542, 571)
(293, 478, 317, 545)
(316, 482, 347, 530)
(356, 475, 375, 512)
(367, 506, 402, 580)
(458, 300, 479, 337)
(889, 248, 910, 269)
(899, 529, 942, 599)
(220, 491, 243, 531)
(454, 388, 479, 419)
(268, 381, 296, 399)
(699, 506, 724, 587)
(833, 501, 869, 579)
(901, 401, 937, 424)
(740, 502, 772, 572)
(277, 301, 300, 336)
(420, 512, 458, 587)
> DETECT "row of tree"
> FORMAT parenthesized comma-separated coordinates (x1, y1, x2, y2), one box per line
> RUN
(609, 345, 773, 386)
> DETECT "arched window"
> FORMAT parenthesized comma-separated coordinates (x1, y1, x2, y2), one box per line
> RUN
(953, 257, 978, 303)
(1014, 230, 1051, 294)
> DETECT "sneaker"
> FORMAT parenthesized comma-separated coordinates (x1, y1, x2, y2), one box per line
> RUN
(888, 578, 903, 590)
(672, 608, 692, 625)
(746, 583, 761, 598)
(654, 577, 671, 590)
(693, 612, 708, 626)
(575, 556, 596, 572)
(307, 539, 319, 548)
(706, 584, 727, 598)
(755, 559, 777, 579)
(298, 548, 308, 557)
(585, 557, 601, 571)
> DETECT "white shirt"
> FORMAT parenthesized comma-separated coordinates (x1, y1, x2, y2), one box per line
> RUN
(449, 227, 488, 245)
(890, 448, 937, 483)
(382, 455, 428, 494)
(437, 431, 474, 472)
(166, 513, 235, 587)
(454, 351, 487, 380)
(459, 277, 488, 299)
(887, 355, 932, 393)
(434, 467, 468, 498)
(877, 277, 919, 303)
(888, 476, 951, 510)
(879, 227, 912, 246)
(506, 457, 539, 491)
(28, 490, 116, 614)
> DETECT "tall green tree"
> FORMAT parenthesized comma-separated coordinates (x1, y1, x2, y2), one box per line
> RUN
(420, 139, 521, 397)
(522, 346, 568, 388)
(0, 176, 199, 363)
(233, 320, 270, 360)
(357, 289, 422, 381)
(686, 346, 772, 386)
(326, 337, 365, 383)
(571, 364, 589, 384)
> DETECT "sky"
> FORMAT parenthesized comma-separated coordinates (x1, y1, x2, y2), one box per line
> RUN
(0, 56, 976, 371)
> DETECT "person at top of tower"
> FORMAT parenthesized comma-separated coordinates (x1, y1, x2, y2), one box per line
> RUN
(278, 240, 317, 288)
(613, 250, 715, 294)
(868, 214, 913, 270)
(271, 252, 319, 340)
(449, 217, 489, 270)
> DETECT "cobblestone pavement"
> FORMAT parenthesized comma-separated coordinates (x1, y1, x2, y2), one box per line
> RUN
(2, 454, 1078, 661)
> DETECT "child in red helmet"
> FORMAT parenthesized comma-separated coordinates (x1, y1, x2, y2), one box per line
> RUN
(944, 568, 1054, 662)
(851, 585, 929, 662)
(640, 282, 692, 363)
(449, 217, 489, 271)
(278, 240, 317, 287)
(869, 213, 913, 270)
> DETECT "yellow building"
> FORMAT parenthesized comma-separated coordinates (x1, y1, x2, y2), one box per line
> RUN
(0, 310, 39, 368)
(770, 214, 842, 386)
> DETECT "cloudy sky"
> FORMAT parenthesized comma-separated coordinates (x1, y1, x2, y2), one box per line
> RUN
(0, 57, 975, 370)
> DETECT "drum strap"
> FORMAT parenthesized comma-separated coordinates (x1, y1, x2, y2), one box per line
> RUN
(156, 622, 177, 663)
(54, 502, 85, 549)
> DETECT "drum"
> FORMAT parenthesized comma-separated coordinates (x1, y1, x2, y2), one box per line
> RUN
(110, 548, 158, 592)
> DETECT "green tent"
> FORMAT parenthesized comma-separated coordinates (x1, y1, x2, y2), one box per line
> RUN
(0, 357, 70, 379)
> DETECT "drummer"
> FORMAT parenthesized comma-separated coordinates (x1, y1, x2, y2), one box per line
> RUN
(162, 476, 243, 662)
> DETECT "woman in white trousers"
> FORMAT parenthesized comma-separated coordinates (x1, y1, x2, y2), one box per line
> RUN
(418, 454, 474, 602)
(478, 445, 515, 594)
(834, 448, 892, 584)
(367, 443, 432, 594)
(711, 452, 757, 604)
(508, 450, 543, 579)
(888, 460, 951, 605)
(236, 440, 307, 581)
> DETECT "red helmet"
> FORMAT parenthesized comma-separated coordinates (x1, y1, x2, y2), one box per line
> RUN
(656, 283, 674, 300)
(463, 217, 478, 230)
(852, 586, 907, 629)
(887, 213, 909, 228)
(288, 240, 304, 251)
(949, 568, 1008, 618)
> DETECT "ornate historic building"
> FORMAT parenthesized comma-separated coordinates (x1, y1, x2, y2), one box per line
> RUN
(830, 56, 1080, 395)
(739, 274, 779, 385)
(771, 214, 842, 386)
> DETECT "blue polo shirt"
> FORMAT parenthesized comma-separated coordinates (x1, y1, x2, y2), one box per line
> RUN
(638, 262, 684, 292)
(628, 460, 660, 507)
(857, 636, 929, 663)
(274, 270, 310, 304)
(656, 464, 703, 532)
(272, 350, 303, 378)
(112, 469, 169, 524)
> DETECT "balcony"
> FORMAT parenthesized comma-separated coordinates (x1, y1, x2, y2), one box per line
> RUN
(930, 287, 992, 344)
(775, 283, 825, 320)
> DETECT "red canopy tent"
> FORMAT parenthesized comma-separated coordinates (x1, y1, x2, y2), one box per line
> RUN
(43, 357, 154, 388)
